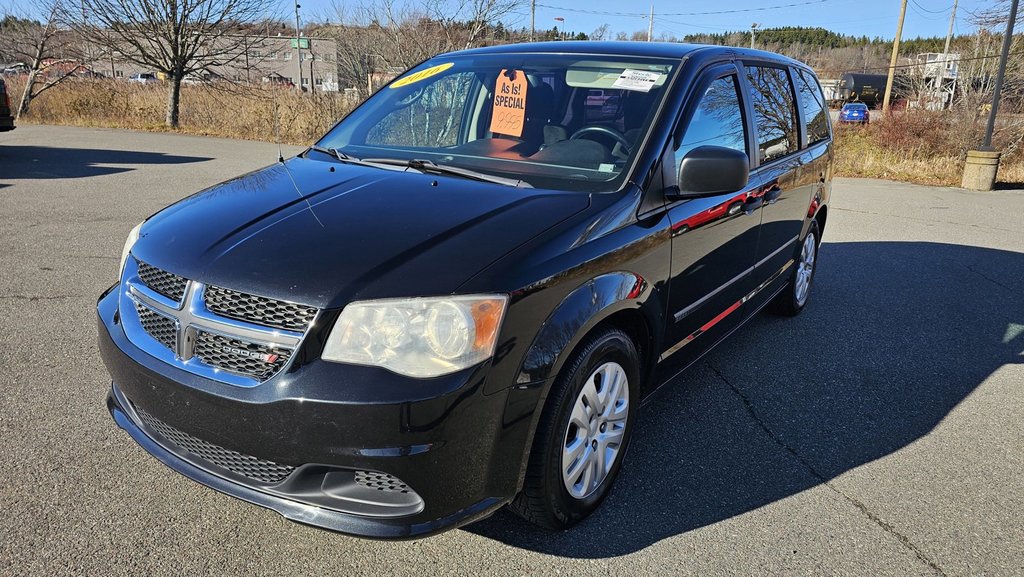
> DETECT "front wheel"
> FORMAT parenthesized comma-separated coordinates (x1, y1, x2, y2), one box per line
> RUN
(509, 328, 639, 530)
(771, 220, 820, 316)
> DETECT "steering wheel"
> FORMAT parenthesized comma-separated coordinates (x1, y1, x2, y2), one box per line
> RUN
(569, 126, 632, 154)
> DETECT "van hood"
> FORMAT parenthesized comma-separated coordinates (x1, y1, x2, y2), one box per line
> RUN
(130, 155, 589, 308)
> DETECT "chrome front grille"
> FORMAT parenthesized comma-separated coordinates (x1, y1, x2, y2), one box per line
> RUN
(133, 404, 295, 484)
(122, 256, 317, 387)
(134, 301, 177, 351)
(204, 286, 317, 332)
(136, 260, 187, 302)
(194, 331, 292, 381)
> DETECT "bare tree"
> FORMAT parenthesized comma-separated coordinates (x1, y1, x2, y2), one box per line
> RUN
(419, 0, 523, 50)
(320, 0, 520, 95)
(590, 23, 610, 41)
(319, 0, 440, 95)
(971, 0, 1024, 29)
(0, 1, 84, 118)
(75, 0, 273, 127)
(969, 1, 1023, 89)
(460, 0, 523, 48)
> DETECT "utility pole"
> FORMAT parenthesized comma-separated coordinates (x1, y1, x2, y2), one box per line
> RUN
(309, 41, 315, 94)
(530, 0, 535, 42)
(882, 0, 908, 114)
(294, 1, 303, 93)
(647, 4, 654, 42)
(963, 0, 1019, 190)
(938, 0, 958, 109)
(982, 0, 1019, 149)
(942, 0, 958, 56)
(750, 23, 759, 49)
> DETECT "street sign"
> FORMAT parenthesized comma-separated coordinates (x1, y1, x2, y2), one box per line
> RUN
(290, 38, 309, 49)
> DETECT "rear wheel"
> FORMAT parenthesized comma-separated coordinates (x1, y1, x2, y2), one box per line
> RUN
(771, 220, 819, 316)
(509, 328, 639, 530)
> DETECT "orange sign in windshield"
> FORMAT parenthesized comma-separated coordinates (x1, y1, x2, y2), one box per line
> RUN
(490, 69, 528, 137)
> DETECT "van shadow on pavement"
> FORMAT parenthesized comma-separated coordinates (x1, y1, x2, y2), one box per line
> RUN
(0, 144, 211, 180)
(467, 241, 1024, 557)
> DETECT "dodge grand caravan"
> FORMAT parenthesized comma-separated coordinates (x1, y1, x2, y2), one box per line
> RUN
(99, 42, 832, 538)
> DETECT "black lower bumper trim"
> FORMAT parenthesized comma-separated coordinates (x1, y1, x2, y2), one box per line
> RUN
(106, 384, 505, 539)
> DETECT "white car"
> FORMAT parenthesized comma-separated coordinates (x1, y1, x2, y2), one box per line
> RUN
(128, 73, 158, 85)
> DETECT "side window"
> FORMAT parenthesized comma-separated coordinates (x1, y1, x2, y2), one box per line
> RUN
(675, 75, 747, 166)
(367, 72, 476, 148)
(745, 66, 799, 162)
(795, 69, 830, 145)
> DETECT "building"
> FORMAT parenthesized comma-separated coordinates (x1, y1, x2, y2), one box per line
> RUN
(89, 35, 340, 92)
(914, 53, 960, 110)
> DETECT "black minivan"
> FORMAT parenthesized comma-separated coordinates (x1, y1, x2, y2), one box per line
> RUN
(99, 42, 832, 538)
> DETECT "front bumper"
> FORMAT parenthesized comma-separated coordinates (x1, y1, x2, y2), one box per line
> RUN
(97, 285, 523, 538)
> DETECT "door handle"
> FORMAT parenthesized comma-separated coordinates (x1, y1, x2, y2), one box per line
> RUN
(764, 184, 782, 205)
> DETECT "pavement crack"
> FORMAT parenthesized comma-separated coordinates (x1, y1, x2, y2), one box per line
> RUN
(706, 362, 948, 577)
(965, 263, 1018, 294)
(0, 294, 84, 301)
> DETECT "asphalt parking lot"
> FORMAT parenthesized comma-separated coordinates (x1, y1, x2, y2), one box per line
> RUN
(1, 124, 1022, 576)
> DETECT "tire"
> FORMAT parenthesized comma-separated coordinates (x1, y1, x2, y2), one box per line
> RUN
(509, 328, 640, 530)
(771, 220, 820, 316)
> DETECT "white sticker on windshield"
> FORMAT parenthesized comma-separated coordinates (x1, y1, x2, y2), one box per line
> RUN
(613, 69, 662, 92)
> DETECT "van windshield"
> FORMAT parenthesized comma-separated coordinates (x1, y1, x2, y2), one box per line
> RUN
(317, 53, 679, 192)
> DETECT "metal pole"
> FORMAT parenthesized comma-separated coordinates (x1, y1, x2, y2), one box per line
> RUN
(647, 4, 654, 42)
(882, 0, 908, 114)
(939, 0, 958, 108)
(243, 34, 250, 85)
(750, 24, 757, 49)
(294, 1, 303, 92)
(530, 0, 535, 42)
(982, 0, 1019, 149)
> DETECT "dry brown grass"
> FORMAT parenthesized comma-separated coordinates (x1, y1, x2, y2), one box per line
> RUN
(8, 78, 353, 145)
(9, 78, 1024, 187)
(833, 109, 1024, 187)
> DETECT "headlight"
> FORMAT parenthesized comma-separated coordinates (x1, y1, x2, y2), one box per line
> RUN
(322, 295, 508, 378)
(118, 221, 143, 280)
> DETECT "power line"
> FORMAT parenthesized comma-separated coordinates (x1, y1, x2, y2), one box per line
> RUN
(909, 0, 954, 14)
(657, 17, 735, 31)
(533, 0, 836, 19)
(908, 2, 947, 21)
(660, 0, 835, 17)
(860, 49, 1024, 72)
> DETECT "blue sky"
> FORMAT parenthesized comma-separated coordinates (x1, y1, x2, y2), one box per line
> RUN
(528, 0, 986, 39)
(7, 0, 992, 40)
(311, 0, 990, 41)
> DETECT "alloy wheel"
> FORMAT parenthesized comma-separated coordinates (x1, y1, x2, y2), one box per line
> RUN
(795, 232, 817, 306)
(561, 361, 630, 499)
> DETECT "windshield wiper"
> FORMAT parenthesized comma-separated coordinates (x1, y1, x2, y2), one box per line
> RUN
(360, 157, 532, 188)
(308, 145, 381, 169)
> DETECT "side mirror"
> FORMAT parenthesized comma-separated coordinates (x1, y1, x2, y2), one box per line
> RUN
(668, 145, 750, 199)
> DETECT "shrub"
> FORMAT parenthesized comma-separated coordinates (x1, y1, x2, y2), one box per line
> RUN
(7, 78, 352, 145)
(833, 108, 1023, 186)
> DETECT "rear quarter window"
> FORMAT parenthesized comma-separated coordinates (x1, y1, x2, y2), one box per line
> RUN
(794, 69, 830, 145)
(745, 65, 799, 163)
